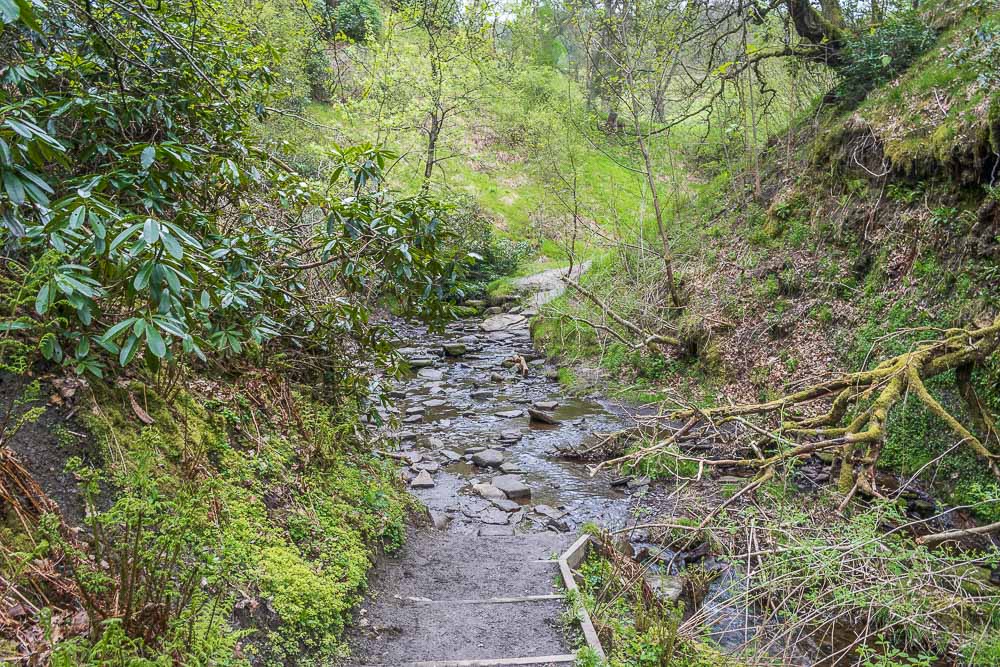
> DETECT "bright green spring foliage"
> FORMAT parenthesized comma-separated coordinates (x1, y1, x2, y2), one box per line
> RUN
(30, 383, 411, 664)
(0, 0, 464, 387)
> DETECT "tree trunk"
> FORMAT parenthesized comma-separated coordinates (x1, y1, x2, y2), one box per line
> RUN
(787, 0, 847, 64)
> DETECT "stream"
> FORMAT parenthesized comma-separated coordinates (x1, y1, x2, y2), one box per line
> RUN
(377, 300, 794, 659)
(379, 307, 636, 535)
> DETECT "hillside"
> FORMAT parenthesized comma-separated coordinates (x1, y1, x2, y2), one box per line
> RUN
(2, 0, 998, 665)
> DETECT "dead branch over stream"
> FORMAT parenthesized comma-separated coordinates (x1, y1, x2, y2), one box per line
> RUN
(594, 316, 1000, 500)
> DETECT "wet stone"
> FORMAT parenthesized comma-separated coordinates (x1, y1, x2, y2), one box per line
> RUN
(465, 446, 487, 454)
(533, 400, 559, 410)
(491, 498, 521, 513)
(500, 429, 522, 442)
(645, 574, 683, 602)
(407, 358, 436, 368)
(479, 313, 525, 333)
(528, 409, 559, 425)
(423, 399, 447, 408)
(403, 414, 423, 423)
(443, 343, 467, 357)
(473, 483, 506, 500)
(495, 409, 523, 418)
(533, 504, 566, 520)
(418, 368, 444, 380)
(405, 406, 425, 415)
(493, 474, 531, 500)
(472, 449, 504, 468)
(411, 470, 435, 488)
(414, 462, 440, 473)
(499, 463, 525, 474)
(441, 450, 461, 462)
(478, 508, 511, 525)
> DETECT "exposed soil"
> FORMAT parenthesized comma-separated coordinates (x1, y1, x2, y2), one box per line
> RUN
(1, 371, 103, 526)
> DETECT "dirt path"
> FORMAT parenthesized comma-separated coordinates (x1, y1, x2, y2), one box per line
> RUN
(344, 268, 633, 665)
(514, 261, 590, 309)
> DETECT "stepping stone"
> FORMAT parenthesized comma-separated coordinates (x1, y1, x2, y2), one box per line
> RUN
(428, 510, 451, 530)
(528, 408, 559, 425)
(405, 406, 425, 415)
(423, 399, 447, 408)
(533, 504, 567, 520)
(533, 400, 559, 410)
(411, 470, 435, 489)
(473, 483, 506, 500)
(481, 313, 526, 332)
(407, 357, 436, 368)
(414, 462, 440, 473)
(491, 498, 521, 512)
(493, 474, 531, 500)
(443, 343, 467, 356)
(496, 409, 523, 418)
(403, 414, 423, 423)
(500, 429, 522, 442)
(470, 390, 492, 399)
(441, 449, 461, 462)
(472, 449, 504, 467)
(499, 463, 525, 474)
(478, 508, 511, 525)
(418, 368, 444, 380)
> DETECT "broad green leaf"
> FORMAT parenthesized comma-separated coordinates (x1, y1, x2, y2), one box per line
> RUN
(141, 145, 156, 169)
(101, 317, 138, 342)
(145, 325, 166, 358)
(68, 205, 86, 230)
(0, 0, 19, 25)
(134, 261, 155, 290)
(161, 231, 183, 259)
(110, 221, 143, 252)
(119, 334, 139, 366)
(2, 170, 25, 205)
(143, 217, 160, 244)
(34, 283, 50, 314)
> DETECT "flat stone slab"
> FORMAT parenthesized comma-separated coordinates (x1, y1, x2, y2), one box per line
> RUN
(472, 449, 504, 468)
(411, 470, 435, 488)
(493, 475, 531, 500)
(473, 483, 506, 500)
(528, 409, 559, 425)
(480, 313, 527, 332)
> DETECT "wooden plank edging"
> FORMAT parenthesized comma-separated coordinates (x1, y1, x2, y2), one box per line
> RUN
(557, 534, 607, 660)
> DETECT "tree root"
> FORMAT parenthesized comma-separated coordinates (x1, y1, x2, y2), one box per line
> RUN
(608, 316, 1000, 496)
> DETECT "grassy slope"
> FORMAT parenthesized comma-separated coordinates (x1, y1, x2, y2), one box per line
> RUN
(532, 1, 1000, 516)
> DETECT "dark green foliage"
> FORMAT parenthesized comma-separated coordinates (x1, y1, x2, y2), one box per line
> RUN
(836, 12, 937, 103)
(445, 196, 533, 292)
(332, 0, 383, 41)
(0, 1, 462, 398)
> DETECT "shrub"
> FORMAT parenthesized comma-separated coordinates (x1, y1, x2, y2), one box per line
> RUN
(332, 0, 382, 41)
(837, 12, 937, 102)
(444, 196, 534, 291)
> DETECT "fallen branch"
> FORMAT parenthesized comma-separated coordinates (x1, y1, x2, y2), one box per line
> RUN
(560, 276, 681, 348)
(916, 520, 1000, 547)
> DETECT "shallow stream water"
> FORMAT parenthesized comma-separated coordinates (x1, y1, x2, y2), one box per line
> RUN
(379, 312, 638, 534)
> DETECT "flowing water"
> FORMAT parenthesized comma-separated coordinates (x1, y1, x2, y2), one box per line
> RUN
(378, 311, 638, 534)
